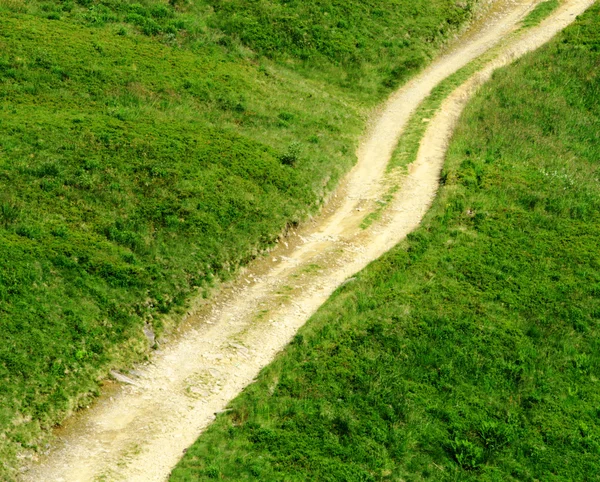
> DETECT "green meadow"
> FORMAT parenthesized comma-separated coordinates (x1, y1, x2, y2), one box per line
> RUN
(171, 4, 600, 481)
(0, 0, 478, 476)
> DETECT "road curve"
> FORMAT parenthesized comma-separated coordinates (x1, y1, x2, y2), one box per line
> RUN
(21, 0, 596, 480)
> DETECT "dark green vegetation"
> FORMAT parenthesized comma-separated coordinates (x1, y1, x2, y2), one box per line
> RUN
(0, 0, 478, 476)
(172, 5, 600, 481)
(204, 0, 477, 96)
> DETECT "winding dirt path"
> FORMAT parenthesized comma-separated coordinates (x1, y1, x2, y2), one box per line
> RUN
(21, 1, 595, 480)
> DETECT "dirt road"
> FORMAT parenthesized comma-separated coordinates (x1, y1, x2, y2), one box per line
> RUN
(21, 0, 595, 480)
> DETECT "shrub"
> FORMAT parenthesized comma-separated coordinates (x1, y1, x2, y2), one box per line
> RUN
(279, 142, 302, 167)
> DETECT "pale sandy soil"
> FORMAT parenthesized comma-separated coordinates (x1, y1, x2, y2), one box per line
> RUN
(20, 0, 595, 480)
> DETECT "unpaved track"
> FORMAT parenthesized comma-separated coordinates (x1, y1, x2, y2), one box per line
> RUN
(21, 1, 595, 480)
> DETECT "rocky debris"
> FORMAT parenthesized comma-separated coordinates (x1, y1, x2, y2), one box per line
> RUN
(229, 342, 249, 354)
(340, 277, 357, 287)
(110, 370, 138, 386)
(143, 323, 156, 347)
(214, 409, 233, 415)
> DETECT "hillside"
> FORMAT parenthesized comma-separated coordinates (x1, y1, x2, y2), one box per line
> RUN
(0, 0, 478, 476)
(171, 4, 600, 480)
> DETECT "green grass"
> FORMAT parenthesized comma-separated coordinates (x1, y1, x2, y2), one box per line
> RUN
(171, 5, 600, 481)
(522, 0, 560, 27)
(388, 48, 494, 173)
(6, 0, 479, 101)
(203, 0, 479, 99)
(0, 0, 479, 477)
(388, 0, 563, 174)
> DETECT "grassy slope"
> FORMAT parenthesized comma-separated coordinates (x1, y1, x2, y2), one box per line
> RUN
(0, 0, 477, 475)
(205, 0, 477, 98)
(171, 5, 600, 481)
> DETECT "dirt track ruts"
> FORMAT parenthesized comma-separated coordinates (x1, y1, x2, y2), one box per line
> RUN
(21, 1, 596, 480)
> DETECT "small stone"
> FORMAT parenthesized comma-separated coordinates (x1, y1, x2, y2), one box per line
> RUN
(340, 277, 357, 287)
(143, 324, 155, 346)
(110, 370, 138, 386)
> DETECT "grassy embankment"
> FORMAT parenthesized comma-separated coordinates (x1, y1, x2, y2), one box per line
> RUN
(172, 5, 600, 481)
(0, 0, 478, 476)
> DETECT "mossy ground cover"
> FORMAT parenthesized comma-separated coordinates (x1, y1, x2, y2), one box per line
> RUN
(171, 5, 600, 481)
(0, 0, 478, 476)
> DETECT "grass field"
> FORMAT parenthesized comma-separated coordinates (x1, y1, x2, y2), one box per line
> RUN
(171, 5, 600, 480)
(202, 0, 478, 99)
(0, 0, 478, 476)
